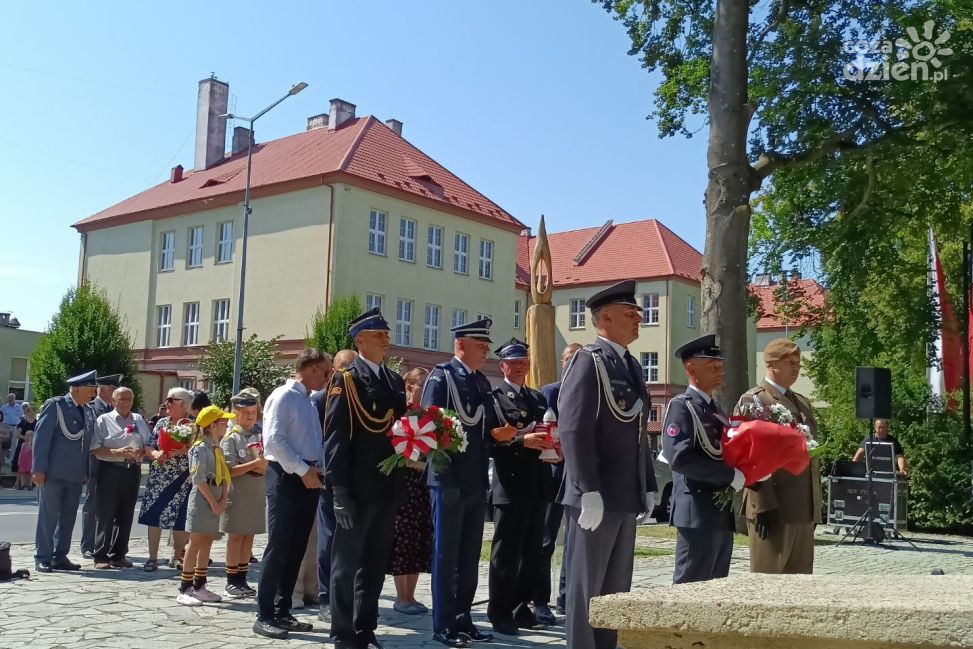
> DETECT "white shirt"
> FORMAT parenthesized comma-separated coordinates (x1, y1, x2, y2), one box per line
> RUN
(597, 336, 628, 361)
(0, 402, 23, 426)
(453, 356, 473, 374)
(503, 378, 523, 394)
(263, 379, 323, 477)
(765, 377, 788, 395)
(91, 410, 150, 461)
(688, 384, 713, 404)
(359, 355, 383, 378)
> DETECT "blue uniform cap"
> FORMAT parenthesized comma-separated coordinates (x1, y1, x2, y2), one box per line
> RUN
(348, 306, 390, 338)
(495, 337, 528, 360)
(674, 333, 725, 361)
(95, 373, 124, 387)
(585, 280, 642, 311)
(452, 318, 492, 343)
(66, 370, 98, 387)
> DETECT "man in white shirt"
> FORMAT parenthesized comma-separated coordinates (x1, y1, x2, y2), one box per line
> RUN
(0, 393, 23, 472)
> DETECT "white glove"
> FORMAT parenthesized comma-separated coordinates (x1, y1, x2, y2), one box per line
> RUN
(730, 468, 745, 492)
(578, 491, 604, 531)
(645, 491, 656, 515)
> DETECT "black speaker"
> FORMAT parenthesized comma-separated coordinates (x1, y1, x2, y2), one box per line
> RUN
(856, 367, 892, 419)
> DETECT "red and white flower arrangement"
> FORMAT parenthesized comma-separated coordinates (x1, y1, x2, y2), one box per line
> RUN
(378, 405, 467, 475)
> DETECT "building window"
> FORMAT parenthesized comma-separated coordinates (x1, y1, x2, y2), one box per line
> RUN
(641, 293, 660, 326)
(396, 299, 412, 347)
(424, 304, 440, 350)
(217, 221, 234, 264)
(427, 225, 443, 269)
(453, 233, 469, 274)
(182, 302, 200, 346)
(478, 239, 494, 280)
(187, 225, 204, 268)
(399, 217, 416, 262)
(177, 379, 195, 391)
(569, 299, 586, 329)
(641, 352, 659, 383)
(513, 299, 522, 329)
(452, 308, 467, 330)
(366, 293, 383, 312)
(213, 299, 231, 343)
(7, 357, 29, 401)
(369, 209, 387, 255)
(159, 231, 175, 272)
(156, 305, 172, 347)
(687, 296, 696, 328)
(649, 406, 661, 422)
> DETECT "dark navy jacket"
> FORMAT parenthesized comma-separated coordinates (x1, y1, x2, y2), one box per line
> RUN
(490, 383, 550, 504)
(662, 388, 736, 531)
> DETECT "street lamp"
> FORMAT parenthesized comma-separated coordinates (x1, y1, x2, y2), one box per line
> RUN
(223, 82, 308, 396)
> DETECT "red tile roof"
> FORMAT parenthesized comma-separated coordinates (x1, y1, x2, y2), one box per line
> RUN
(516, 219, 702, 288)
(751, 279, 828, 331)
(74, 116, 522, 232)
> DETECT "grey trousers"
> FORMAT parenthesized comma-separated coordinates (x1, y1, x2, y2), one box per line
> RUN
(35, 478, 83, 563)
(564, 506, 636, 649)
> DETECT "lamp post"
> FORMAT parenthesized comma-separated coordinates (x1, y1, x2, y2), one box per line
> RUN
(224, 82, 308, 396)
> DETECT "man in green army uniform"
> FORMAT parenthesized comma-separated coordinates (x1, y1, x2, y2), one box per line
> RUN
(733, 338, 821, 574)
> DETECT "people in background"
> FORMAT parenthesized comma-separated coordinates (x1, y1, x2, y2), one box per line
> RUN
(853, 418, 907, 476)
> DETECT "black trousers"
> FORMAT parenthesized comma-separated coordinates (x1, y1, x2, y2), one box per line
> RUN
(93, 462, 141, 561)
(673, 526, 733, 584)
(257, 462, 319, 621)
(316, 488, 336, 603)
(80, 455, 100, 554)
(488, 500, 545, 623)
(330, 499, 397, 643)
(430, 487, 486, 634)
(536, 499, 566, 609)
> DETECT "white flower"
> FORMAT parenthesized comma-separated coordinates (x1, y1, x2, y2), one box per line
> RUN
(768, 403, 794, 424)
(806, 439, 819, 451)
(457, 428, 469, 453)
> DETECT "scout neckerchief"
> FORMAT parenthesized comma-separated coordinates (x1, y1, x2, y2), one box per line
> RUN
(193, 438, 232, 486)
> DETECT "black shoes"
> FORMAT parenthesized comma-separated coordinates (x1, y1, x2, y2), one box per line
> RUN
(460, 626, 494, 642)
(110, 557, 134, 568)
(52, 560, 81, 571)
(274, 615, 312, 632)
(433, 630, 470, 647)
(35, 561, 53, 573)
(490, 619, 518, 636)
(253, 619, 288, 640)
(534, 604, 557, 626)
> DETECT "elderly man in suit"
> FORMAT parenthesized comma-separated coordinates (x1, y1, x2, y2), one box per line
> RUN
(735, 338, 821, 574)
(32, 370, 98, 573)
(558, 280, 657, 649)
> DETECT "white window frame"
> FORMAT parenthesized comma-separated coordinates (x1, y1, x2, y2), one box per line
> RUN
(183, 302, 200, 346)
(177, 379, 196, 391)
(424, 304, 440, 351)
(641, 292, 660, 326)
(7, 357, 29, 402)
(159, 231, 175, 272)
(452, 308, 467, 330)
(396, 299, 412, 347)
(369, 209, 387, 256)
(156, 305, 172, 347)
(478, 239, 494, 280)
(216, 221, 234, 264)
(641, 352, 659, 383)
(687, 295, 696, 328)
(213, 299, 231, 343)
(453, 233, 469, 275)
(187, 225, 204, 268)
(399, 217, 417, 263)
(366, 293, 383, 312)
(569, 299, 586, 330)
(426, 225, 443, 269)
(513, 299, 522, 329)
(649, 405, 661, 422)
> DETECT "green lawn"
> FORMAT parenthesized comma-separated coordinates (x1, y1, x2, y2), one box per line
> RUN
(636, 524, 750, 546)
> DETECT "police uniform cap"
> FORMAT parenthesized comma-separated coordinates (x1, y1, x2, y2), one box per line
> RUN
(96, 373, 124, 387)
(66, 370, 98, 387)
(763, 338, 801, 362)
(495, 337, 528, 360)
(585, 280, 642, 311)
(348, 306, 390, 338)
(452, 318, 492, 343)
(673, 334, 725, 361)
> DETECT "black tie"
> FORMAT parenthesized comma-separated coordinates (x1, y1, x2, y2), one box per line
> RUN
(623, 350, 644, 387)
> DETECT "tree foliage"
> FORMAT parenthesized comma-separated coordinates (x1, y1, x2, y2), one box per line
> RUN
(28, 283, 142, 407)
(195, 335, 291, 408)
(306, 295, 362, 356)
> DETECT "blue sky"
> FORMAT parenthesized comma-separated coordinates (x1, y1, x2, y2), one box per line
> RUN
(2, 0, 709, 332)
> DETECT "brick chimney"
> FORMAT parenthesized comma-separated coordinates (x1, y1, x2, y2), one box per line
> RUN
(194, 76, 229, 170)
(170, 165, 184, 183)
(232, 126, 253, 155)
(307, 113, 329, 130)
(328, 99, 356, 130)
(385, 119, 403, 136)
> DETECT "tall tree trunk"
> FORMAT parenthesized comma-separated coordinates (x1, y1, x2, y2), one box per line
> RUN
(704, 0, 753, 405)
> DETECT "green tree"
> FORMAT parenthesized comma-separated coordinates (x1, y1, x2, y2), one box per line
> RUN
(28, 283, 142, 407)
(196, 335, 292, 408)
(306, 295, 362, 356)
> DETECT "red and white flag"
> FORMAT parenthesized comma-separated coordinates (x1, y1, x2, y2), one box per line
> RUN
(928, 227, 962, 403)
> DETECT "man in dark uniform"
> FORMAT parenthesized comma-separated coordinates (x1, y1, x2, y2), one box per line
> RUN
(558, 281, 657, 649)
(663, 334, 745, 584)
(534, 342, 581, 623)
(324, 308, 407, 649)
(735, 338, 821, 574)
(81, 373, 123, 559)
(487, 338, 555, 636)
(32, 370, 98, 573)
(421, 318, 497, 648)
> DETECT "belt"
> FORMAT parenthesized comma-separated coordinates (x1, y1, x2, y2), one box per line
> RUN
(304, 460, 320, 467)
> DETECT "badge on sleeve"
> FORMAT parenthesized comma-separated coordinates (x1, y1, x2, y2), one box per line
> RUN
(238, 449, 247, 458)
(666, 423, 680, 438)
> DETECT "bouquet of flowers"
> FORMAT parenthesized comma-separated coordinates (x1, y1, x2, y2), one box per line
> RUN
(154, 418, 195, 466)
(378, 405, 467, 475)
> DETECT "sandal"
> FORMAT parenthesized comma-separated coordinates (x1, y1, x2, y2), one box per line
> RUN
(143, 559, 158, 572)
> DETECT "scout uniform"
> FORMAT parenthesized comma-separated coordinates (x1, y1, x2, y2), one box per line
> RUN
(32, 370, 98, 572)
(487, 338, 551, 634)
(558, 281, 657, 649)
(323, 307, 408, 649)
(421, 318, 498, 647)
(663, 334, 744, 584)
(735, 337, 821, 574)
(187, 432, 232, 536)
(81, 373, 123, 557)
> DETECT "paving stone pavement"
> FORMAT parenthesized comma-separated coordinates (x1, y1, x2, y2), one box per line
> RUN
(2, 524, 971, 649)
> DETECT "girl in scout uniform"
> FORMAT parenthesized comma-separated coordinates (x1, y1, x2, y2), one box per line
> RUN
(177, 405, 234, 606)
(221, 389, 268, 599)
